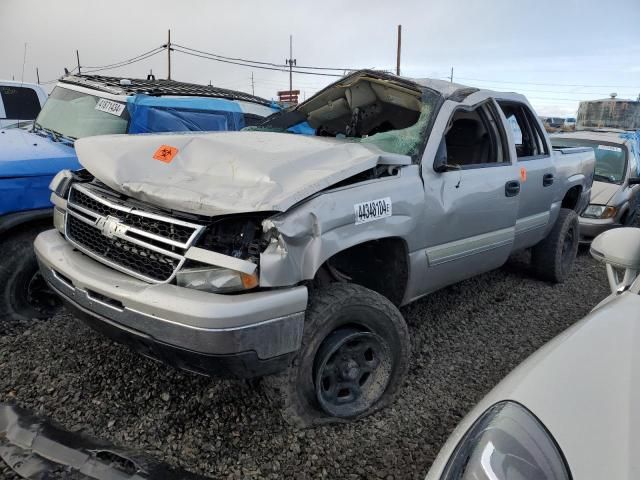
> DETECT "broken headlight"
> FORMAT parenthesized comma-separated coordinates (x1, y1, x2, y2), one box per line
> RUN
(178, 214, 271, 293)
(176, 266, 258, 293)
(440, 401, 570, 480)
(49, 169, 75, 198)
(582, 204, 616, 219)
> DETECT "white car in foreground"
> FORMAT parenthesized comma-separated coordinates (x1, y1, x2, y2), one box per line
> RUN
(426, 227, 640, 480)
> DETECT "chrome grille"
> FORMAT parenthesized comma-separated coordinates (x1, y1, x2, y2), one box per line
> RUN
(65, 184, 204, 283)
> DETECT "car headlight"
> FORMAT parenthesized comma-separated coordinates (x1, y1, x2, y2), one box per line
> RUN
(440, 401, 571, 480)
(49, 169, 74, 198)
(582, 204, 616, 219)
(176, 266, 258, 293)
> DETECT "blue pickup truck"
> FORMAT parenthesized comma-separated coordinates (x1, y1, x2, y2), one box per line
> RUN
(0, 74, 277, 322)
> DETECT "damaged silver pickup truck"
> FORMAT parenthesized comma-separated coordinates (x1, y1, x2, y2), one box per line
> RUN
(34, 70, 595, 427)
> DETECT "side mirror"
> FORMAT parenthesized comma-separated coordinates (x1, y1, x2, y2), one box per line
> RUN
(591, 228, 640, 294)
(628, 177, 640, 185)
(433, 138, 460, 173)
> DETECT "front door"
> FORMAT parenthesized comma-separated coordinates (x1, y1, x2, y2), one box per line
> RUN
(420, 100, 520, 293)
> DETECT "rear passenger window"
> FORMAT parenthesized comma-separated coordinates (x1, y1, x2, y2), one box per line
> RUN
(0, 86, 41, 120)
(498, 102, 549, 160)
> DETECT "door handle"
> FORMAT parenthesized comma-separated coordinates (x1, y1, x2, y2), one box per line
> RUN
(505, 180, 520, 197)
(543, 173, 554, 187)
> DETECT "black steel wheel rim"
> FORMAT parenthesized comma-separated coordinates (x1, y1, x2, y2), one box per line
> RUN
(314, 328, 392, 418)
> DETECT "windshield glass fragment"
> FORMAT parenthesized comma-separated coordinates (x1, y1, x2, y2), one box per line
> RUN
(253, 71, 441, 159)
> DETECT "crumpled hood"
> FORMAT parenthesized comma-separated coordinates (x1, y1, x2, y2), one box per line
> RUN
(75, 131, 410, 216)
(0, 128, 77, 178)
(590, 180, 620, 205)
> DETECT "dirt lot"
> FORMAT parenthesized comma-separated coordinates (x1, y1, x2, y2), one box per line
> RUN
(0, 250, 609, 479)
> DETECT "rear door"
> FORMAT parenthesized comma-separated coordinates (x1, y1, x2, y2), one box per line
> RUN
(419, 100, 520, 292)
(499, 101, 556, 250)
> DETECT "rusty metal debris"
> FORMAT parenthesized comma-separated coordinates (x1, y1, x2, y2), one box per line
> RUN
(0, 403, 207, 479)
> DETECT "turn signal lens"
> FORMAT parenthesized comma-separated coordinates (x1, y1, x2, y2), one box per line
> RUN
(241, 272, 259, 289)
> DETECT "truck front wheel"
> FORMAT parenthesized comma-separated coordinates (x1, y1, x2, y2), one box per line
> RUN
(0, 228, 62, 323)
(531, 208, 579, 283)
(262, 283, 410, 428)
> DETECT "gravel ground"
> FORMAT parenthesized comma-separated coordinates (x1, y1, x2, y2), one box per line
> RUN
(0, 250, 609, 479)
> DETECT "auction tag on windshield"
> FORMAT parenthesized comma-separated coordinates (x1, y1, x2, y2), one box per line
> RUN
(598, 145, 622, 152)
(95, 98, 126, 116)
(354, 197, 392, 225)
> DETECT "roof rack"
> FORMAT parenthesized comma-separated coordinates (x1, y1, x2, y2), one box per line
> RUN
(58, 74, 272, 106)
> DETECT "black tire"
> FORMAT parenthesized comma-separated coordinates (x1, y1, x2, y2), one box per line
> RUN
(622, 206, 638, 227)
(531, 208, 579, 283)
(262, 283, 410, 428)
(0, 227, 62, 322)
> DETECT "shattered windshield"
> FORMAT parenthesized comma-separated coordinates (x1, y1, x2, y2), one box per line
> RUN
(34, 86, 129, 141)
(252, 75, 441, 160)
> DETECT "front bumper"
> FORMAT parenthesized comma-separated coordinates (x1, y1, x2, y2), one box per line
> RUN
(578, 216, 620, 243)
(35, 229, 307, 378)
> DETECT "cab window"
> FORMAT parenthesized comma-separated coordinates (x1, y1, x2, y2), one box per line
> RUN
(0, 86, 41, 120)
(441, 102, 508, 169)
(499, 102, 549, 159)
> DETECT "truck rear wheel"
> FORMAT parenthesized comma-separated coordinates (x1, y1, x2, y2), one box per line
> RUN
(0, 228, 62, 323)
(531, 208, 579, 283)
(262, 283, 410, 428)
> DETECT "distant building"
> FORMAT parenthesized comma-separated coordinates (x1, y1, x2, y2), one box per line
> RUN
(577, 95, 640, 130)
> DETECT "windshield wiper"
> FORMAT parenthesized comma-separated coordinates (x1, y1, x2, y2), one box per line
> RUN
(593, 173, 616, 183)
(31, 122, 75, 145)
(31, 121, 48, 137)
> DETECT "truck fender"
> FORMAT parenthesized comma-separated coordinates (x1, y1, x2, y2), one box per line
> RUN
(0, 208, 53, 237)
(259, 173, 422, 288)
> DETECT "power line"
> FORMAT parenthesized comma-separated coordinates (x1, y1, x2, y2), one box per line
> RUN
(454, 75, 639, 89)
(172, 43, 357, 72)
(81, 45, 164, 70)
(171, 46, 343, 77)
(82, 47, 165, 73)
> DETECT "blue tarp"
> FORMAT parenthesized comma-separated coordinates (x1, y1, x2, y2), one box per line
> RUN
(288, 121, 315, 135)
(126, 95, 247, 134)
(620, 130, 640, 176)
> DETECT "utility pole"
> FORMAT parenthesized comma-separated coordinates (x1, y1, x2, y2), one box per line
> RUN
(167, 29, 172, 80)
(285, 35, 296, 93)
(396, 25, 402, 76)
(450, 67, 453, 83)
(36, 67, 40, 84)
(251, 72, 255, 95)
(21, 43, 27, 84)
(76, 50, 81, 75)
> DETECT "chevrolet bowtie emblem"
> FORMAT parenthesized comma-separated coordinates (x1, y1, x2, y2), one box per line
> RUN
(95, 215, 128, 239)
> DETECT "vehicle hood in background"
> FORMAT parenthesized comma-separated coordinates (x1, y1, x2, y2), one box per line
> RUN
(590, 180, 620, 205)
(0, 128, 77, 178)
(75, 131, 410, 216)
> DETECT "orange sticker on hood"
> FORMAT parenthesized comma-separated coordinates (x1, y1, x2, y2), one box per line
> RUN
(153, 145, 178, 163)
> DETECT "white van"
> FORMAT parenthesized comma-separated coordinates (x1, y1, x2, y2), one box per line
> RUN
(0, 80, 48, 128)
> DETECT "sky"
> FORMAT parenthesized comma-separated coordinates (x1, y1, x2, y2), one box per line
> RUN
(1, 0, 639, 117)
